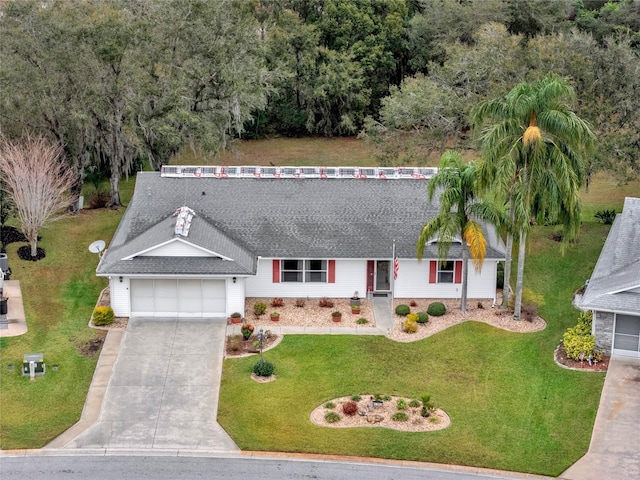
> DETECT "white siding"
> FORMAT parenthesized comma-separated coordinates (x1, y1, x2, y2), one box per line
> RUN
(110, 276, 131, 317)
(245, 258, 367, 298)
(141, 240, 216, 257)
(226, 278, 245, 317)
(394, 259, 497, 300)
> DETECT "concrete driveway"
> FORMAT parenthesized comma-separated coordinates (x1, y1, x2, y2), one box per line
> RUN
(561, 356, 640, 480)
(64, 317, 238, 451)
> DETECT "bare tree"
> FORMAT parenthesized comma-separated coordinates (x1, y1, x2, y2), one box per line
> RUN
(0, 135, 75, 258)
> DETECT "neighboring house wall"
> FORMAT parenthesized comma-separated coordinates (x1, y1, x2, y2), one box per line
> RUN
(245, 258, 366, 298)
(594, 310, 614, 356)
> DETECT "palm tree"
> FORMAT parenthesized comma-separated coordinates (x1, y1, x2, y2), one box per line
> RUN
(472, 75, 596, 320)
(417, 150, 506, 312)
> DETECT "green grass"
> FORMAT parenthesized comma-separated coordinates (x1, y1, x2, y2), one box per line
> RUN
(218, 221, 610, 476)
(0, 178, 134, 449)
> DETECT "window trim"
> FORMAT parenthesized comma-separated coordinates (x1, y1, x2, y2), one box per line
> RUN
(277, 258, 331, 283)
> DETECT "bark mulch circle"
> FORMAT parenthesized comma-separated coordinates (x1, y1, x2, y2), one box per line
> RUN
(17, 245, 46, 261)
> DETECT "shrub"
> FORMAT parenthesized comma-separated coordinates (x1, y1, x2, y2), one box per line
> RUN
(241, 323, 254, 340)
(409, 300, 417, 307)
(253, 302, 267, 315)
(351, 394, 361, 401)
(408, 399, 421, 408)
(324, 402, 336, 409)
(342, 401, 358, 416)
(392, 412, 409, 422)
(325, 411, 341, 423)
(253, 360, 275, 377)
(93, 306, 114, 326)
(563, 312, 600, 362)
(521, 303, 538, 322)
(228, 336, 241, 352)
(356, 317, 369, 325)
(427, 302, 446, 316)
(396, 399, 407, 410)
(395, 304, 410, 316)
(86, 191, 110, 209)
(403, 318, 418, 333)
(318, 297, 334, 308)
(270, 297, 284, 307)
(421, 394, 435, 417)
(416, 312, 429, 324)
(595, 209, 616, 225)
(295, 298, 305, 307)
(406, 313, 419, 323)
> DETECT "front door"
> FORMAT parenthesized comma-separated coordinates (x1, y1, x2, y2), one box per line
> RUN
(375, 260, 391, 291)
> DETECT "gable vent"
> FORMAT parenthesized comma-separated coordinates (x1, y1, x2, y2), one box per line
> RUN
(173, 206, 195, 237)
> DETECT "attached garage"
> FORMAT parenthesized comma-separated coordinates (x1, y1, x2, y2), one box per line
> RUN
(613, 314, 640, 358)
(130, 279, 226, 318)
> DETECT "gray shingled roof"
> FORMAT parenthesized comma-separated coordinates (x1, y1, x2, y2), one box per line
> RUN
(97, 173, 506, 277)
(581, 197, 640, 313)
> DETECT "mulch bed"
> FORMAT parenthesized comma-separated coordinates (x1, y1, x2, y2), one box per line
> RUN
(226, 332, 279, 357)
(555, 343, 609, 372)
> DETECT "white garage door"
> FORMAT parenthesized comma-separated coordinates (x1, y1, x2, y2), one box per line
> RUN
(613, 314, 640, 358)
(130, 279, 226, 317)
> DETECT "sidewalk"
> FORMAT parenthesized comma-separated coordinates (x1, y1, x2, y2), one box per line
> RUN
(560, 356, 640, 480)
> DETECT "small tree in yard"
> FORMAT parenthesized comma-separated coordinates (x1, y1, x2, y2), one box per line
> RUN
(0, 135, 75, 258)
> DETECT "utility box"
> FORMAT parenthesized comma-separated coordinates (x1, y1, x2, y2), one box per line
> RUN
(22, 353, 46, 377)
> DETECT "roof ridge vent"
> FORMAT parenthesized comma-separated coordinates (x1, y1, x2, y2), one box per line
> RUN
(173, 206, 195, 237)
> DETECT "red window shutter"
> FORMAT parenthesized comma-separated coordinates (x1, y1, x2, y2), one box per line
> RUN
(272, 259, 280, 283)
(429, 261, 437, 283)
(328, 260, 336, 283)
(367, 260, 375, 292)
(454, 261, 462, 284)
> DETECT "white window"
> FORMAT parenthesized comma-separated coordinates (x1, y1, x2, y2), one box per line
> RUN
(281, 259, 327, 283)
(438, 261, 455, 283)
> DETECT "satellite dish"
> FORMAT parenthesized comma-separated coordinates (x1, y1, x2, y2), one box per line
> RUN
(89, 240, 106, 255)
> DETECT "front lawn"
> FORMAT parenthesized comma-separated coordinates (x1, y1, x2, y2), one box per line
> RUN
(218, 223, 609, 476)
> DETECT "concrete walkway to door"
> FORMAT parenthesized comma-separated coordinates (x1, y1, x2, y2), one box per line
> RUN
(561, 356, 640, 480)
(59, 318, 238, 452)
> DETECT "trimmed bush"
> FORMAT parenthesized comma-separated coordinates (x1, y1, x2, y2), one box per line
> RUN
(92, 306, 114, 326)
(324, 402, 335, 409)
(395, 304, 410, 316)
(356, 317, 369, 325)
(427, 302, 446, 316)
(403, 318, 418, 333)
(416, 312, 429, 324)
(342, 401, 358, 416)
(396, 399, 407, 410)
(563, 311, 601, 361)
(408, 399, 421, 408)
(253, 302, 267, 315)
(253, 360, 275, 377)
(325, 411, 341, 423)
(351, 394, 361, 402)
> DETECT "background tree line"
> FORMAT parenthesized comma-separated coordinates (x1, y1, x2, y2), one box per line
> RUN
(1, 0, 639, 205)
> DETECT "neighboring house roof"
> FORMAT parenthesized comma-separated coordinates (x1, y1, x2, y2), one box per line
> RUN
(581, 197, 640, 314)
(97, 171, 506, 277)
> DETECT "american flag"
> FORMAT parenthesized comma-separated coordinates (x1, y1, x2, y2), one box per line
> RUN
(393, 257, 399, 280)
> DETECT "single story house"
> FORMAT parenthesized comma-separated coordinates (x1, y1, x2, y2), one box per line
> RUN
(581, 197, 640, 358)
(96, 166, 505, 319)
